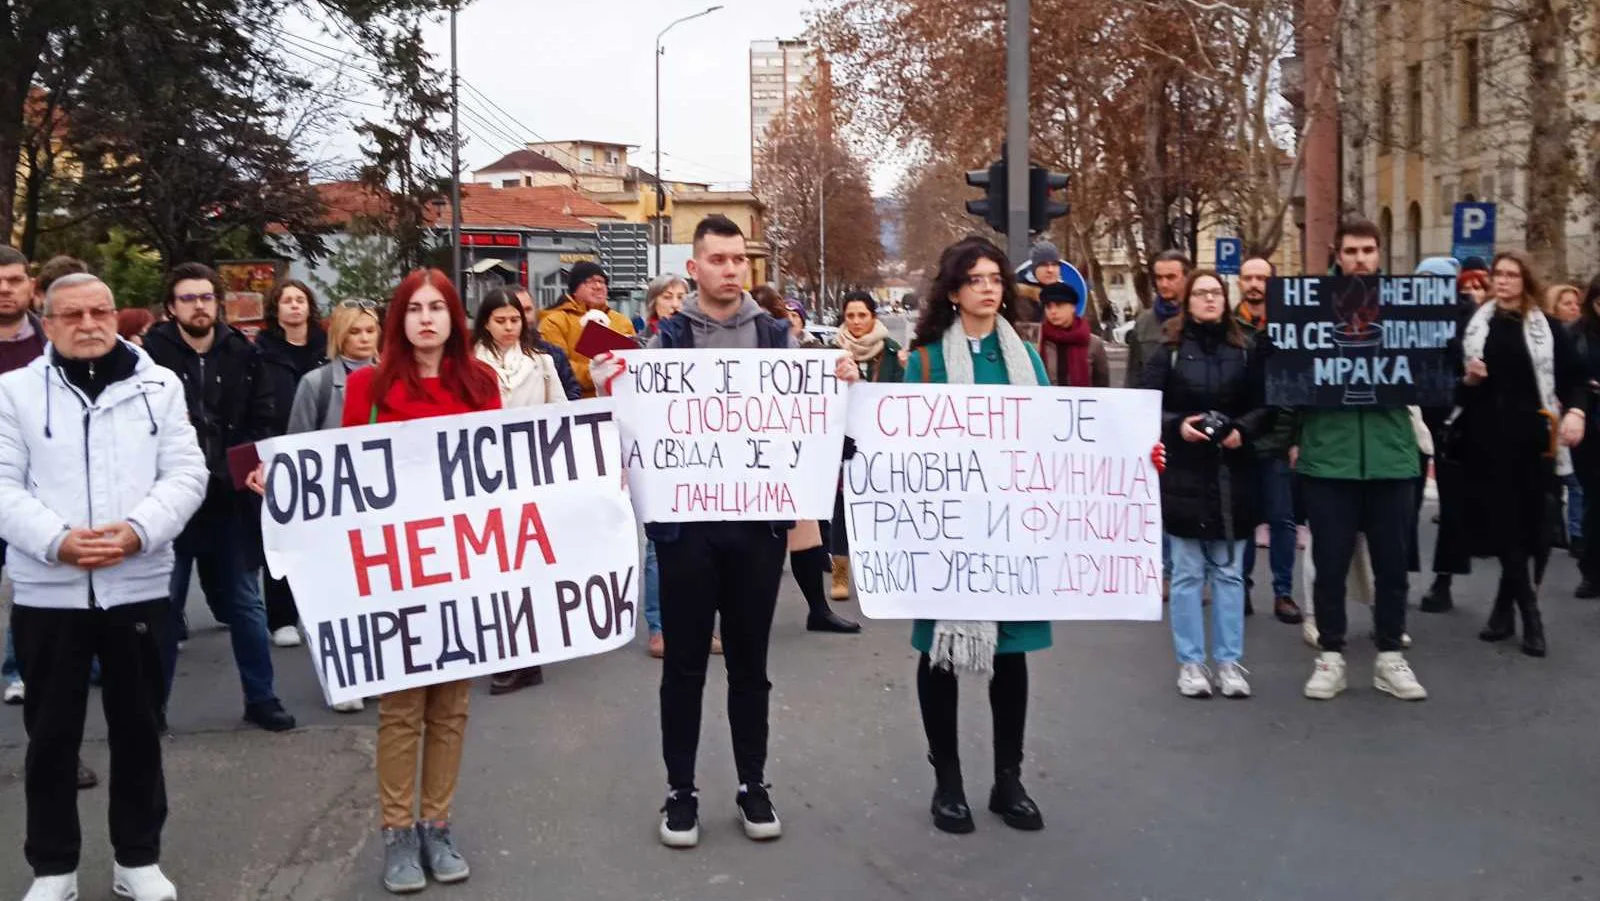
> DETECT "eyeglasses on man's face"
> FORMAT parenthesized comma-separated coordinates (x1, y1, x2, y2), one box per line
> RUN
(47, 307, 117, 324)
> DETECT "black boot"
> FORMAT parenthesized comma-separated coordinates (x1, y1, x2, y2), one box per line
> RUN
(928, 754, 974, 834)
(1418, 575, 1454, 613)
(1478, 590, 1516, 643)
(988, 766, 1043, 831)
(1576, 579, 1600, 599)
(1517, 592, 1547, 658)
(795, 548, 861, 633)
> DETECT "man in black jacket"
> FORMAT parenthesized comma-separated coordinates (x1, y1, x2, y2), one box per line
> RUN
(142, 262, 295, 732)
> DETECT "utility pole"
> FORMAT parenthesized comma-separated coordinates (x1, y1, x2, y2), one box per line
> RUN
(449, 2, 462, 286)
(1005, 0, 1030, 266)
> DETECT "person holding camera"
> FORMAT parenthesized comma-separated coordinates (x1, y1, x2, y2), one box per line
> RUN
(1140, 270, 1271, 698)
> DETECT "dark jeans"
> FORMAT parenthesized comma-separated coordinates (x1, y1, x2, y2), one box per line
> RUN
(1242, 457, 1296, 598)
(162, 515, 277, 707)
(1578, 461, 1600, 582)
(12, 601, 167, 876)
(917, 652, 1028, 773)
(263, 574, 297, 633)
(657, 521, 787, 793)
(1432, 456, 1473, 576)
(1301, 477, 1414, 653)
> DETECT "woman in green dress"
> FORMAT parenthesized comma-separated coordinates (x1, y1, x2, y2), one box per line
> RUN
(903, 237, 1052, 835)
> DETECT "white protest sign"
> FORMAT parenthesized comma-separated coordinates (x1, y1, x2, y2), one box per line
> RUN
(844, 384, 1164, 621)
(612, 348, 849, 522)
(258, 400, 638, 704)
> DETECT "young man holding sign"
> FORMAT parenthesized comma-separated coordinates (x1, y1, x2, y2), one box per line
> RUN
(595, 215, 860, 848)
(1294, 219, 1427, 701)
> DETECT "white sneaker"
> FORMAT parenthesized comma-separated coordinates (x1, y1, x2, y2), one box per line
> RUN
(1216, 662, 1252, 698)
(1401, 632, 1413, 649)
(1303, 651, 1347, 700)
(1374, 651, 1427, 701)
(21, 873, 77, 901)
(270, 626, 302, 648)
(1301, 615, 1320, 649)
(3, 678, 23, 705)
(330, 698, 365, 713)
(112, 863, 176, 901)
(1176, 663, 1213, 698)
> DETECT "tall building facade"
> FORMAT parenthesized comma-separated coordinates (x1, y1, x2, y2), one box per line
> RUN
(1339, 0, 1599, 278)
(749, 39, 817, 178)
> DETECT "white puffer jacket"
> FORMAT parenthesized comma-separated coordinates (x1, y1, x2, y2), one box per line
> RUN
(0, 343, 208, 609)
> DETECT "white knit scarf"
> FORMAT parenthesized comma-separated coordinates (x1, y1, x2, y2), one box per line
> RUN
(930, 316, 1041, 675)
(1462, 301, 1570, 475)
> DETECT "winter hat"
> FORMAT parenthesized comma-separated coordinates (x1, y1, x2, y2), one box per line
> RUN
(782, 299, 807, 324)
(1030, 241, 1062, 267)
(1414, 256, 1461, 277)
(567, 261, 608, 296)
(1040, 282, 1080, 306)
(1460, 255, 1489, 274)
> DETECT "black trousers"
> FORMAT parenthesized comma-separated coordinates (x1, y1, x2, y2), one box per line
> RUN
(1578, 460, 1600, 582)
(1301, 477, 1413, 653)
(263, 574, 297, 632)
(917, 652, 1028, 773)
(1431, 455, 1473, 576)
(657, 522, 787, 793)
(12, 600, 168, 876)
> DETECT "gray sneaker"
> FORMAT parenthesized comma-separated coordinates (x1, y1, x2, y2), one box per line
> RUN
(381, 826, 426, 894)
(418, 821, 471, 884)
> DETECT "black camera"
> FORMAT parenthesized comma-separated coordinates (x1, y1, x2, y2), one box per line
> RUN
(1197, 411, 1233, 442)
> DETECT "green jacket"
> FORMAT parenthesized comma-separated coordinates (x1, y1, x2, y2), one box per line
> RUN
(904, 335, 1053, 656)
(1295, 408, 1420, 480)
(1294, 262, 1420, 481)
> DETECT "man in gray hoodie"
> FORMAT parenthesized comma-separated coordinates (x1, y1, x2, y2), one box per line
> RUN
(600, 215, 860, 850)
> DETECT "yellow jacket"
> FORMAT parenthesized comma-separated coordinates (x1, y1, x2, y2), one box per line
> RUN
(537, 296, 637, 397)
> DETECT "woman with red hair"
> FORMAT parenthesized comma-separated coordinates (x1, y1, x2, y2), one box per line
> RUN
(340, 270, 499, 894)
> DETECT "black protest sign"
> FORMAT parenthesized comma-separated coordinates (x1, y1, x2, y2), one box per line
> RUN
(1264, 275, 1459, 408)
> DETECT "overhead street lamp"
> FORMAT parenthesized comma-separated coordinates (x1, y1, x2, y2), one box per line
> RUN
(655, 5, 723, 275)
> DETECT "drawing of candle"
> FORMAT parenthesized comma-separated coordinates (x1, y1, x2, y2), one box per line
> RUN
(1331, 279, 1381, 405)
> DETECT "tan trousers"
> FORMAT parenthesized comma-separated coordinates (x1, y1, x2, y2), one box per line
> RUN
(377, 680, 471, 829)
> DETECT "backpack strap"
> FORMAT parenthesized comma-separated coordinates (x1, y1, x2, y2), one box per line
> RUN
(920, 347, 931, 383)
(368, 404, 379, 426)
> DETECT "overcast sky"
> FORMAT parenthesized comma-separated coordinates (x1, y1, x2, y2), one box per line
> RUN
(283, 0, 906, 193)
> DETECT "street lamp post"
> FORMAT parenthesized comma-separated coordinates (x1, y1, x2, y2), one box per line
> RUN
(449, 2, 463, 286)
(655, 5, 723, 276)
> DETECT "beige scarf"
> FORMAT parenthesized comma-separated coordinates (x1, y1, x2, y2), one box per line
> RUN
(836, 319, 890, 363)
(930, 316, 1041, 675)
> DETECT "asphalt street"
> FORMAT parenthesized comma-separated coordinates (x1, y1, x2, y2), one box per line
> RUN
(3, 350, 1598, 901)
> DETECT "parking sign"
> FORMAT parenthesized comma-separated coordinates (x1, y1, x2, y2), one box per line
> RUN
(1452, 203, 1495, 262)
(1215, 237, 1243, 275)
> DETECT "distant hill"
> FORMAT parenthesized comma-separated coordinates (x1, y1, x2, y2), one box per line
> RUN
(876, 197, 903, 262)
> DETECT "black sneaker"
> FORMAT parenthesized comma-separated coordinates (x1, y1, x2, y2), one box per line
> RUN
(736, 783, 782, 841)
(659, 790, 700, 848)
(244, 699, 296, 732)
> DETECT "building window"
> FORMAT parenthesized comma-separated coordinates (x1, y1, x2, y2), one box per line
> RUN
(501, 178, 519, 189)
(1405, 64, 1422, 149)
(1109, 273, 1125, 287)
(1406, 202, 1422, 272)
(1463, 37, 1481, 127)
(1377, 81, 1393, 151)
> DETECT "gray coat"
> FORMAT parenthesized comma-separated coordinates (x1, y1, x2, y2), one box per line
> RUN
(287, 360, 370, 434)
(1125, 309, 1170, 389)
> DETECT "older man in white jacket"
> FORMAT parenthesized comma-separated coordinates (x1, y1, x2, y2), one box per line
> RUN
(0, 273, 207, 901)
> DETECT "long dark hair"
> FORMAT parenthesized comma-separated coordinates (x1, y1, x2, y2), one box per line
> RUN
(371, 269, 498, 411)
(1162, 269, 1249, 348)
(473, 287, 536, 355)
(1577, 273, 1600, 339)
(911, 236, 1017, 349)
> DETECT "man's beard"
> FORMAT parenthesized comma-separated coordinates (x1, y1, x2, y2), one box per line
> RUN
(179, 318, 213, 339)
(1243, 292, 1266, 307)
(0, 306, 24, 327)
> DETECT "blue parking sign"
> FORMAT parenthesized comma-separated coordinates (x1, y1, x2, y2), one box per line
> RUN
(1452, 203, 1495, 261)
(1215, 238, 1243, 275)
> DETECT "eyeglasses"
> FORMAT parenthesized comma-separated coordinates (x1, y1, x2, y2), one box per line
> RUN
(173, 292, 217, 305)
(1191, 288, 1226, 300)
(964, 274, 1006, 288)
(47, 308, 117, 324)
(338, 299, 379, 310)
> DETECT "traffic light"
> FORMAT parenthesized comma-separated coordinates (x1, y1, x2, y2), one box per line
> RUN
(965, 159, 1009, 234)
(1029, 167, 1070, 234)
